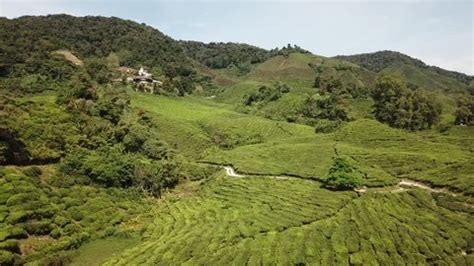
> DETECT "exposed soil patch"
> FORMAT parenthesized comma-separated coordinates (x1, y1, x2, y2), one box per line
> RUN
(52, 50, 83, 66)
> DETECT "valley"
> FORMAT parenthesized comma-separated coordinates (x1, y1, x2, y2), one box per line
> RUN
(0, 14, 473, 265)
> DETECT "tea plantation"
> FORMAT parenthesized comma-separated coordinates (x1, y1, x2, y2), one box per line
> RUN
(1, 14, 473, 265)
(103, 172, 473, 265)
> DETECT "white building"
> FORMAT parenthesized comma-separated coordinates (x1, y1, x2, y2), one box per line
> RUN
(138, 67, 152, 78)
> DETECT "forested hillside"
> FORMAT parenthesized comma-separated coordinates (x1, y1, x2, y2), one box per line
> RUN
(335, 51, 474, 90)
(179, 41, 270, 69)
(0, 14, 473, 265)
(180, 41, 311, 75)
(0, 14, 189, 77)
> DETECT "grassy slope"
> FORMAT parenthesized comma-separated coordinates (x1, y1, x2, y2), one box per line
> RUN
(380, 63, 467, 91)
(212, 52, 467, 126)
(4, 52, 473, 264)
(212, 53, 376, 122)
(129, 91, 315, 159)
(131, 88, 474, 191)
(335, 51, 471, 92)
(104, 171, 473, 265)
(70, 84, 474, 264)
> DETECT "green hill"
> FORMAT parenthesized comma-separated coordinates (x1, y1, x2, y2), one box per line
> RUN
(334, 50, 473, 91)
(1, 15, 473, 265)
(0, 14, 189, 76)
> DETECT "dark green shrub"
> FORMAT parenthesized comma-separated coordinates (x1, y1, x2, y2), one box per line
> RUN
(301, 94, 349, 122)
(67, 207, 84, 221)
(314, 119, 342, 133)
(0, 239, 19, 253)
(324, 158, 363, 190)
(63, 197, 83, 208)
(123, 124, 148, 152)
(53, 215, 69, 227)
(142, 139, 169, 160)
(35, 207, 56, 219)
(454, 95, 474, 125)
(0, 250, 14, 265)
(63, 223, 80, 235)
(81, 147, 135, 187)
(23, 220, 53, 235)
(59, 150, 87, 176)
(21, 166, 42, 178)
(6, 193, 34, 207)
(50, 228, 61, 239)
(5, 210, 30, 224)
(244, 83, 290, 106)
(102, 226, 116, 238)
(0, 226, 27, 241)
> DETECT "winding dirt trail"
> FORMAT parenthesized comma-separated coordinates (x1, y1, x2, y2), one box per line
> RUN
(220, 165, 465, 197)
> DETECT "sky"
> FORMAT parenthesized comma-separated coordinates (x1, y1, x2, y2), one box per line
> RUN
(1, 0, 473, 75)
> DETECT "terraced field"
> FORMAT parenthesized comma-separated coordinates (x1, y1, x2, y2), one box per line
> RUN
(132, 91, 474, 191)
(103, 172, 473, 265)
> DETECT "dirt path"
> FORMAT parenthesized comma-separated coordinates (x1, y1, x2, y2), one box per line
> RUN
(224, 166, 243, 177)
(220, 165, 465, 197)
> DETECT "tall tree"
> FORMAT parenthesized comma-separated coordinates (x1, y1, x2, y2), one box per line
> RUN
(454, 95, 474, 125)
(372, 75, 441, 130)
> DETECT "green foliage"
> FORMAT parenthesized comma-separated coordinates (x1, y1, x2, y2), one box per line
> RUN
(0, 250, 15, 265)
(454, 95, 474, 125)
(180, 41, 270, 69)
(102, 174, 473, 265)
(0, 167, 149, 264)
(316, 76, 369, 99)
(56, 71, 96, 105)
(21, 166, 42, 177)
(1, 14, 473, 266)
(94, 87, 130, 124)
(18, 74, 52, 93)
(372, 75, 442, 130)
(300, 94, 349, 122)
(142, 139, 169, 160)
(269, 43, 312, 57)
(85, 58, 111, 84)
(314, 119, 342, 133)
(0, 15, 189, 74)
(244, 82, 290, 106)
(0, 95, 74, 164)
(324, 158, 363, 190)
(81, 146, 135, 187)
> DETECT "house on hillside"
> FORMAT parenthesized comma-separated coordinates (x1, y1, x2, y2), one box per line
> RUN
(129, 67, 162, 94)
(132, 67, 153, 82)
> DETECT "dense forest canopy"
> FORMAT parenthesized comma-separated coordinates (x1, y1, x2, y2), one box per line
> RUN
(180, 41, 311, 70)
(0, 14, 189, 76)
(179, 41, 270, 69)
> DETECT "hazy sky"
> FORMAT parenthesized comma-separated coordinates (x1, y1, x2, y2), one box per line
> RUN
(1, 0, 473, 74)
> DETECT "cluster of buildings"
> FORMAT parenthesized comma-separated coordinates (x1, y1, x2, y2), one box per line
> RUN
(124, 67, 162, 94)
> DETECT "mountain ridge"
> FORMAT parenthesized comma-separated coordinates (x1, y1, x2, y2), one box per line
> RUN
(334, 50, 473, 84)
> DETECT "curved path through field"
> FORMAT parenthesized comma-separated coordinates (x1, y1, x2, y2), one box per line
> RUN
(220, 165, 466, 198)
